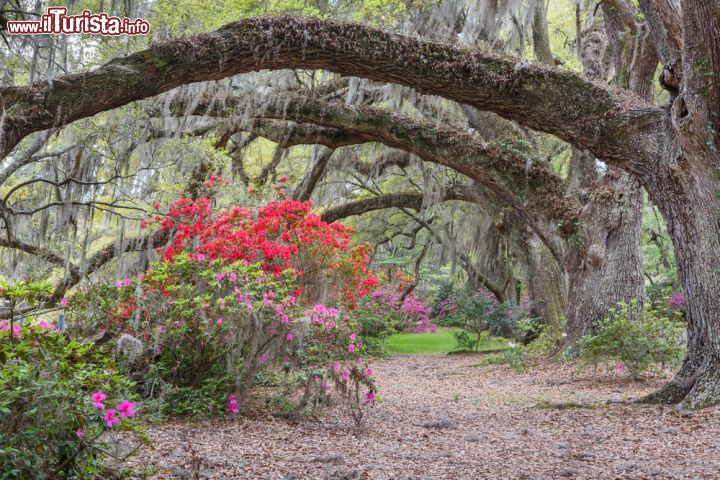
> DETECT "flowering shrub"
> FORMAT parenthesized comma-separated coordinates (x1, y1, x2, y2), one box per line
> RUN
(281, 304, 377, 424)
(668, 291, 686, 311)
(66, 196, 378, 420)
(0, 319, 137, 479)
(355, 288, 435, 336)
(579, 300, 686, 378)
(430, 282, 458, 320)
(143, 196, 377, 307)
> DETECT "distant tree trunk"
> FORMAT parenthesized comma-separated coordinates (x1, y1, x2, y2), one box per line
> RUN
(532, 0, 554, 64)
(522, 234, 566, 333)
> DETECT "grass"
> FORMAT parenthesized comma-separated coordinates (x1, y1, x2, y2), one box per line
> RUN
(385, 328, 508, 355)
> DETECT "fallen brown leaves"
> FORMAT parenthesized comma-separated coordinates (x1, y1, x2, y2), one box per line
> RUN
(122, 356, 720, 479)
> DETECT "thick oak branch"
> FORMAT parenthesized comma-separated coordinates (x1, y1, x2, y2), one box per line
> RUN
(1, 16, 663, 170)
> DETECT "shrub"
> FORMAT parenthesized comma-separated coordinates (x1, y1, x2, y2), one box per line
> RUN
(430, 282, 456, 319)
(0, 319, 138, 479)
(503, 343, 526, 372)
(66, 195, 379, 422)
(269, 304, 376, 424)
(444, 288, 539, 351)
(578, 300, 686, 378)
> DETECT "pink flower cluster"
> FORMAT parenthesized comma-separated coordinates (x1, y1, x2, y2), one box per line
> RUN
(90, 390, 135, 428)
(115, 278, 132, 288)
(1, 319, 57, 339)
(227, 393, 239, 414)
(669, 291, 686, 310)
(0, 320, 22, 338)
(367, 289, 437, 333)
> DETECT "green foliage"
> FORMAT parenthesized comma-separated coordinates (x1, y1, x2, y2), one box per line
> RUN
(503, 344, 526, 372)
(352, 298, 404, 347)
(579, 300, 686, 378)
(443, 290, 539, 351)
(641, 203, 677, 286)
(0, 277, 53, 311)
(430, 281, 455, 319)
(0, 323, 136, 479)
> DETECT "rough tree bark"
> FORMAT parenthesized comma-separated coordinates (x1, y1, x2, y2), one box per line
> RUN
(632, 0, 720, 408)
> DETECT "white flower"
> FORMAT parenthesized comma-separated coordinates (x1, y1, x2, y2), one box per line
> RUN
(508, 341, 516, 348)
(561, 332, 567, 338)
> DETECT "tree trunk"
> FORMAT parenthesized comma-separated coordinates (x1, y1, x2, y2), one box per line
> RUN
(561, 22, 647, 347)
(563, 170, 645, 346)
(644, 141, 720, 408)
(523, 234, 567, 334)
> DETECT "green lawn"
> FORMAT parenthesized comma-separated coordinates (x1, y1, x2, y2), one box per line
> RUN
(385, 328, 508, 355)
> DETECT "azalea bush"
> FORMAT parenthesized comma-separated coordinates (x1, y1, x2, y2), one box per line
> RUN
(66, 194, 379, 420)
(274, 304, 377, 423)
(430, 282, 459, 320)
(441, 289, 529, 351)
(356, 288, 435, 335)
(579, 300, 686, 378)
(0, 318, 138, 479)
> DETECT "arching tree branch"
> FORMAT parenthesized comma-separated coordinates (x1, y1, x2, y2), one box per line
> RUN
(253, 97, 581, 236)
(1, 16, 663, 170)
(321, 187, 472, 223)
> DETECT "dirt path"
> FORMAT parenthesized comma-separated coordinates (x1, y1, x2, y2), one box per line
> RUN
(125, 355, 720, 479)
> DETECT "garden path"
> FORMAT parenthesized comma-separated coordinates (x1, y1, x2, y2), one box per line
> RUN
(125, 355, 720, 479)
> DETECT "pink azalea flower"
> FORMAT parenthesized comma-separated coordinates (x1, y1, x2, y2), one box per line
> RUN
(216, 272, 226, 281)
(76, 428, 85, 439)
(217, 317, 223, 325)
(349, 333, 357, 341)
(366, 391, 376, 401)
(36, 319, 55, 331)
(227, 394, 239, 414)
(229, 272, 237, 282)
(91, 390, 106, 410)
(258, 354, 268, 364)
(348, 344, 356, 353)
(196, 253, 206, 261)
(116, 400, 136, 419)
(616, 364, 624, 372)
(59, 297, 69, 307)
(286, 333, 294, 341)
(366, 368, 373, 376)
(281, 315, 289, 324)
(104, 409, 120, 428)
(341, 367, 350, 380)
(123, 278, 131, 287)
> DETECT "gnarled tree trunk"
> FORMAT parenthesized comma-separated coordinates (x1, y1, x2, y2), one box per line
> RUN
(564, 170, 645, 344)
